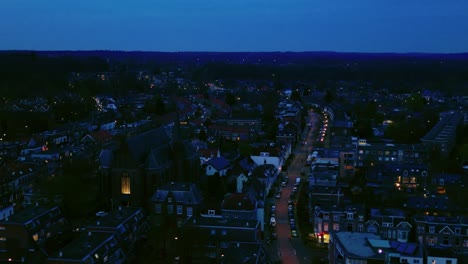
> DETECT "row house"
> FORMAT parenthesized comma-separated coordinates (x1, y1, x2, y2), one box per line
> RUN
(85, 206, 149, 257)
(151, 182, 203, 233)
(1, 161, 39, 208)
(356, 140, 428, 168)
(421, 112, 464, 159)
(181, 214, 261, 263)
(313, 204, 365, 244)
(329, 232, 423, 264)
(46, 231, 125, 264)
(365, 208, 413, 243)
(0, 205, 72, 262)
(221, 192, 265, 232)
(414, 216, 468, 251)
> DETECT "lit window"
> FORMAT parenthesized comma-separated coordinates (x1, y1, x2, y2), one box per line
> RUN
(33, 233, 38, 241)
(121, 172, 130, 194)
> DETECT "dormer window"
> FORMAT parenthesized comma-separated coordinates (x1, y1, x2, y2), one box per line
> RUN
(429, 226, 435, 233)
(168, 198, 172, 203)
(347, 213, 354, 220)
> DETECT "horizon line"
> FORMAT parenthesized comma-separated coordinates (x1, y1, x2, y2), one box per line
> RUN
(1, 49, 468, 55)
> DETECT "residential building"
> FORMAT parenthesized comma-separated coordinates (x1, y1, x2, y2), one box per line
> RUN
(181, 214, 261, 263)
(151, 182, 203, 229)
(313, 204, 365, 244)
(204, 156, 231, 177)
(329, 232, 423, 264)
(85, 206, 149, 257)
(46, 232, 125, 264)
(365, 208, 412, 242)
(221, 192, 265, 232)
(356, 141, 428, 168)
(413, 215, 468, 251)
(220, 242, 274, 264)
(421, 112, 464, 159)
(0, 205, 71, 262)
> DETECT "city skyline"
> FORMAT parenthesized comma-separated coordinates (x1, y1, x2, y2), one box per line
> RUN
(1, 0, 468, 53)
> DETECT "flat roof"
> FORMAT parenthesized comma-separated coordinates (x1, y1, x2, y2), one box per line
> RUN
(184, 215, 258, 229)
(48, 232, 114, 261)
(5, 206, 60, 224)
(335, 232, 382, 258)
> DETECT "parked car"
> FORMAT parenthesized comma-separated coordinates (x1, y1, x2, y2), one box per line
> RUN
(270, 217, 276, 226)
(271, 232, 277, 240)
(291, 229, 298, 237)
(271, 205, 276, 213)
(275, 192, 281, 199)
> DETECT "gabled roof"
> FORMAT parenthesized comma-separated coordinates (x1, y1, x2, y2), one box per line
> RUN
(88, 130, 112, 144)
(205, 156, 230, 171)
(151, 182, 203, 205)
(126, 127, 170, 164)
(222, 193, 257, 211)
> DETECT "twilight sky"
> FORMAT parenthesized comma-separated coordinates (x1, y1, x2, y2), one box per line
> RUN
(1, 0, 468, 53)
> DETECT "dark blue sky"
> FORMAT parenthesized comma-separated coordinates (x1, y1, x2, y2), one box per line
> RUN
(2, 0, 468, 53)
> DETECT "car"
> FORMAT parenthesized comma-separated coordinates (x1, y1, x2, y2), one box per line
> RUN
(288, 200, 293, 205)
(281, 181, 287, 187)
(275, 192, 281, 199)
(270, 232, 277, 240)
(270, 217, 276, 226)
(271, 205, 276, 213)
(290, 218, 295, 224)
(96, 211, 107, 217)
(288, 204, 293, 211)
(291, 229, 298, 237)
(290, 223, 296, 230)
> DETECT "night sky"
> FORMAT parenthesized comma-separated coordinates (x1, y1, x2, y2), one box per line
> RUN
(2, 0, 468, 53)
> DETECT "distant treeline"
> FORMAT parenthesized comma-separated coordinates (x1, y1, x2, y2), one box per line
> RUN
(0, 52, 109, 98)
(1, 51, 468, 97)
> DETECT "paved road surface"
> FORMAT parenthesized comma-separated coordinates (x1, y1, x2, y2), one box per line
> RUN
(277, 110, 319, 264)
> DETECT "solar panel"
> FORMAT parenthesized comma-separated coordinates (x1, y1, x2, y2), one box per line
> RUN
(397, 243, 406, 253)
(404, 244, 417, 255)
(390, 241, 399, 249)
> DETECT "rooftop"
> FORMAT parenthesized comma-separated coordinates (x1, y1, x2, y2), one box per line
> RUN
(334, 232, 382, 258)
(184, 215, 258, 229)
(47, 232, 115, 261)
(5, 206, 61, 224)
(87, 207, 143, 230)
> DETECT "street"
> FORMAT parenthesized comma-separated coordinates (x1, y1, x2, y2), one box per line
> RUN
(275, 109, 325, 264)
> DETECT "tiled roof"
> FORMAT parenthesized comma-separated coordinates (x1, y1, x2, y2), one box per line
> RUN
(151, 182, 202, 204)
(205, 156, 230, 171)
(222, 193, 257, 211)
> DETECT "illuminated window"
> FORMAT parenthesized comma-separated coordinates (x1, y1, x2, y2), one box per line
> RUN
(333, 223, 340, 231)
(33, 233, 38, 241)
(121, 172, 130, 194)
